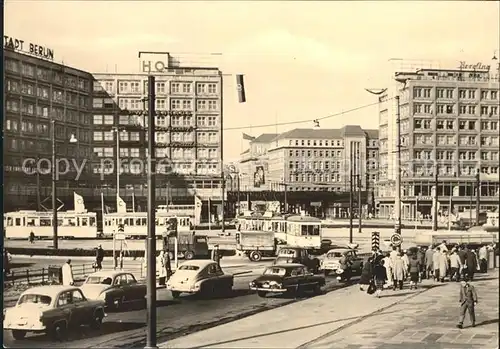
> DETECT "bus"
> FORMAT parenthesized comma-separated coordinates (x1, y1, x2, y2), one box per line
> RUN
(4, 210, 98, 239)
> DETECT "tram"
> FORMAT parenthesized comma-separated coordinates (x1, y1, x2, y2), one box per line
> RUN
(102, 209, 193, 239)
(237, 211, 323, 249)
(414, 228, 498, 247)
(4, 210, 98, 239)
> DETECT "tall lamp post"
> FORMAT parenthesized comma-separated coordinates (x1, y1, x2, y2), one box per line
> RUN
(112, 127, 126, 208)
(52, 120, 78, 249)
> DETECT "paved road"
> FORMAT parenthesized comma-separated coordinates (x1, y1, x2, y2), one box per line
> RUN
(3, 271, 353, 348)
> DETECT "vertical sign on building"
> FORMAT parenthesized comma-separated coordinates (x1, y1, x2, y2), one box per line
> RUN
(138, 52, 170, 74)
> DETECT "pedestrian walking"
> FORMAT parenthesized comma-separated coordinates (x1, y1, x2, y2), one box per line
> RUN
(401, 250, 410, 273)
(157, 251, 167, 286)
(211, 244, 221, 265)
(438, 249, 449, 282)
(62, 259, 74, 286)
(424, 245, 434, 280)
(465, 247, 478, 281)
(457, 276, 478, 329)
(449, 249, 462, 282)
(29, 231, 35, 244)
(382, 252, 393, 287)
(359, 256, 374, 291)
(433, 247, 442, 281)
(3, 249, 11, 277)
(392, 253, 407, 290)
(389, 246, 398, 265)
(478, 245, 488, 273)
(408, 254, 421, 289)
(458, 245, 468, 278)
(95, 244, 104, 271)
(373, 256, 387, 298)
(165, 249, 172, 280)
(417, 247, 425, 282)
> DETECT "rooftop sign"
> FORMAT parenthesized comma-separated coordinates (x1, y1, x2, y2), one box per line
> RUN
(459, 61, 490, 71)
(4, 35, 54, 61)
(138, 51, 170, 73)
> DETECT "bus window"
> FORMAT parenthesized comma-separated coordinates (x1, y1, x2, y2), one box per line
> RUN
(301, 225, 308, 236)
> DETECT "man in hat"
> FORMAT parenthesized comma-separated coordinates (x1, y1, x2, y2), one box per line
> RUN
(457, 275, 478, 329)
(211, 244, 221, 266)
(95, 244, 104, 270)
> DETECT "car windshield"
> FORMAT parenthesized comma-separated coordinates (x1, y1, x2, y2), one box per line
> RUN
(85, 276, 113, 285)
(18, 294, 52, 306)
(178, 265, 200, 271)
(263, 267, 286, 276)
(326, 252, 343, 258)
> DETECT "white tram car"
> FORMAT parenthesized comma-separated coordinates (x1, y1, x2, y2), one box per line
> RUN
(103, 210, 193, 239)
(4, 210, 98, 239)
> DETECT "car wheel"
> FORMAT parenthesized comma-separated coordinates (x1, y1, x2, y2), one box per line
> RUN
(257, 291, 267, 298)
(324, 270, 330, 277)
(184, 251, 195, 260)
(90, 312, 104, 330)
(249, 251, 262, 262)
(171, 291, 181, 299)
(51, 321, 67, 341)
(11, 330, 26, 340)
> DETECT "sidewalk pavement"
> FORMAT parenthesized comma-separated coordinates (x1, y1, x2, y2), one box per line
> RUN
(160, 270, 499, 349)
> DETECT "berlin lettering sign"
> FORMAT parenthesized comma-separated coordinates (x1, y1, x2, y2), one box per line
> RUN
(4, 35, 54, 61)
(459, 61, 490, 71)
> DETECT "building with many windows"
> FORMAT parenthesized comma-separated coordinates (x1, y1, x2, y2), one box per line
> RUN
(4, 49, 94, 211)
(376, 59, 500, 219)
(91, 68, 224, 214)
(235, 125, 379, 218)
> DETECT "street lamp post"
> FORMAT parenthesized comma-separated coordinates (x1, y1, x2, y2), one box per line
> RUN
(52, 120, 77, 249)
(112, 127, 125, 208)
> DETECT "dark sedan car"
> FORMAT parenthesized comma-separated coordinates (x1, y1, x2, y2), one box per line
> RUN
(249, 263, 325, 298)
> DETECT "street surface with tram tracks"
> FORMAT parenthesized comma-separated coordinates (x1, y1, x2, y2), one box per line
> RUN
(2, 269, 356, 348)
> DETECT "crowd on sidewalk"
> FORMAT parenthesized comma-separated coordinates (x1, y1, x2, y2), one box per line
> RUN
(358, 241, 495, 298)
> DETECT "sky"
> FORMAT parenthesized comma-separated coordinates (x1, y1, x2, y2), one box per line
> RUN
(5, 1, 499, 162)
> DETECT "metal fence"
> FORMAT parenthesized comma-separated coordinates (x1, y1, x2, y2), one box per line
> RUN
(5, 262, 146, 286)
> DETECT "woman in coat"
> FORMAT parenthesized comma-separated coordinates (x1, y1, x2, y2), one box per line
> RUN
(408, 254, 421, 289)
(392, 253, 407, 290)
(157, 251, 167, 286)
(373, 258, 387, 298)
(359, 256, 374, 291)
(382, 252, 393, 286)
(432, 247, 442, 281)
(438, 249, 449, 282)
(424, 245, 435, 280)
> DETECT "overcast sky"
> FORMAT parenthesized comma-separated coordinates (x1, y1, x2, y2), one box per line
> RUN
(5, 1, 499, 161)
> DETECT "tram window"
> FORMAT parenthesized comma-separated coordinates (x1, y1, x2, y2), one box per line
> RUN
(311, 225, 319, 236)
(68, 218, 76, 226)
(57, 219, 63, 226)
(90, 217, 96, 226)
(81, 218, 88, 226)
(15, 218, 21, 226)
(6, 217, 13, 226)
(134, 218, 141, 226)
(27, 218, 36, 226)
(141, 218, 147, 225)
(127, 218, 134, 226)
(301, 225, 308, 236)
(39, 218, 50, 226)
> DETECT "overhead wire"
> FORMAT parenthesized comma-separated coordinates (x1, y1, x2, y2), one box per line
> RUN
(222, 97, 395, 131)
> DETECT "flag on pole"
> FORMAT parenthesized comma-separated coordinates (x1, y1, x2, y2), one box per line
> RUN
(74, 192, 86, 213)
(242, 133, 255, 141)
(117, 196, 127, 213)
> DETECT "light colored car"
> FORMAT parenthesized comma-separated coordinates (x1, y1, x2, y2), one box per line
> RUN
(319, 248, 364, 277)
(3, 285, 105, 341)
(79, 271, 147, 310)
(166, 260, 233, 298)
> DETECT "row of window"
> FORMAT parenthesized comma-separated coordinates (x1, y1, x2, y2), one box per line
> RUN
(95, 80, 219, 95)
(414, 119, 499, 131)
(414, 165, 499, 176)
(413, 87, 498, 100)
(92, 161, 220, 175)
(5, 119, 91, 142)
(414, 150, 499, 161)
(413, 134, 499, 147)
(5, 59, 90, 92)
(413, 103, 499, 116)
(288, 173, 378, 183)
(5, 99, 92, 125)
(93, 146, 219, 159)
(287, 149, 378, 159)
(5, 139, 91, 157)
(287, 139, 378, 147)
(6, 80, 90, 108)
(288, 160, 376, 171)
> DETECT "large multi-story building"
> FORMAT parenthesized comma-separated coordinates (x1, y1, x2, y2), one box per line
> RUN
(3, 47, 94, 211)
(91, 65, 224, 213)
(235, 125, 379, 218)
(377, 58, 500, 219)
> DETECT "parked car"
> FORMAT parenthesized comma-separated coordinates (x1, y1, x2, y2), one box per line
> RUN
(273, 247, 321, 273)
(79, 271, 146, 310)
(166, 260, 234, 298)
(3, 285, 105, 341)
(249, 263, 325, 298)
(319, 248, 364, 278)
